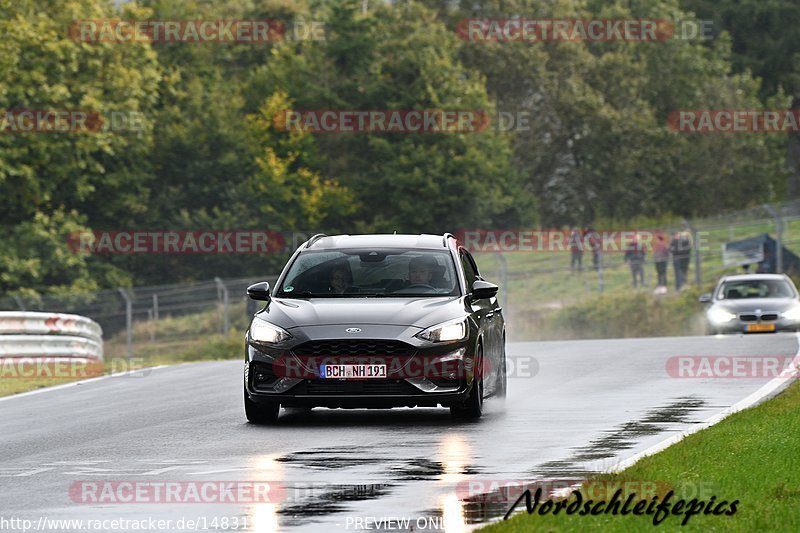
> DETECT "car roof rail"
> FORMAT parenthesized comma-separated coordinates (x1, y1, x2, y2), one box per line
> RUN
(442, 233, 456, 247)
(305, 233, 328, 249)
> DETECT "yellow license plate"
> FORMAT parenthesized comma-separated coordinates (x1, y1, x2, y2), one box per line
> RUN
(746, 323, 776, 332)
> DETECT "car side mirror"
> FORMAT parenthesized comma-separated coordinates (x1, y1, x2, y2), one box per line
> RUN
(472, 280, 499, 300)
(247, 281, 271, 301)
(698, 293, 712, 303)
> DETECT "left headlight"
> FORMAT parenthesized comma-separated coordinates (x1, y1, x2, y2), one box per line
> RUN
(782, 306, 800, 321)
(708, 307, 736, 324)
(416, 317, 468, 343)
(249, 319, 292, 345)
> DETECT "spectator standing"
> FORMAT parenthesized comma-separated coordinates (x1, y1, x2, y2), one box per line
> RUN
(670, 231, 692, 290)
(653, 233, 669, 288)
(584, 226, 601, 271)
(568, 227, 584, 272)
(624, 235, 646, 288)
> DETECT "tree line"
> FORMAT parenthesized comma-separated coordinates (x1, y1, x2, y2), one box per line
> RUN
(0, 0, 795, 296)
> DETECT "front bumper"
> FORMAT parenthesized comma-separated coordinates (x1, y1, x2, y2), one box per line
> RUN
(244, 332, 476, 408)
(709, 316, 800, 333)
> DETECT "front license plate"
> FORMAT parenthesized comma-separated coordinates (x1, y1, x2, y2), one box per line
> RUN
(746, 323, 776, 332)
(320, 364, 387, 379)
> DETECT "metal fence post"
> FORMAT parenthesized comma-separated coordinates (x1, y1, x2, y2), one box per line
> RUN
(763, 203, 783, 274)
(214, 277, 230, 336)
(147, 309, 154, 342)
(597, 250, 604, 293)
(152, 293, 159, 342)
(117, 287, 133, 359)
(12, 296, 25, 311)
(683, 219, 702, 286)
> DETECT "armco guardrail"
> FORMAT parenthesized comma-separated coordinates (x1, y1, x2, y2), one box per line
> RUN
(0, 312, 103, 362)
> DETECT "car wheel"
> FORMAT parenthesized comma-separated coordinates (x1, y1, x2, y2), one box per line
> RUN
(496, 339, 507, 400)
(244, 388, 280, 424)
(450, 345, 484, 419)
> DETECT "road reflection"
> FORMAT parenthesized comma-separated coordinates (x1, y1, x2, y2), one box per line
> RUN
(249, 455, 283, 533)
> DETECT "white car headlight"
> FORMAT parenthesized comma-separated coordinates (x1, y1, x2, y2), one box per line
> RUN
(782, 306, 800, 321)
(416, 317, 468, 343)
(708, 308, 736, 324)
(250, 319, 292, 344)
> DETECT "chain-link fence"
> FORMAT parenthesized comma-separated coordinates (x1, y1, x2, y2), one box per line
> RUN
(3, 201, 800, 354)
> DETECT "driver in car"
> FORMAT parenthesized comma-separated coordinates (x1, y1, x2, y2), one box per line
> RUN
(328, 263, 353, 294)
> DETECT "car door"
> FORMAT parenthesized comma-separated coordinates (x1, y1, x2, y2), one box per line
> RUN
(459, 248, 500, 393)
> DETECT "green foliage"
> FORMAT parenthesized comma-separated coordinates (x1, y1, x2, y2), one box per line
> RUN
(0, 0, 159, 294)
(453, 0, 788, 224)
(680, 0, 800, 100)
(1, 0, 797, 296)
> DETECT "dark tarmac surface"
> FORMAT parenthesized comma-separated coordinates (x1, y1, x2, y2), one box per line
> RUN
(1, 334, 796, 532)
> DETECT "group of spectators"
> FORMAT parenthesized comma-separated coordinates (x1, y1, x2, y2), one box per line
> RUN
(640, 231, 693, 290)
(568, 228, 693, 290)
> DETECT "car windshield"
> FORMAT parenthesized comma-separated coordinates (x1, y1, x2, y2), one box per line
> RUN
(276, 249, 459, 298)
(717, 280, 795, 300)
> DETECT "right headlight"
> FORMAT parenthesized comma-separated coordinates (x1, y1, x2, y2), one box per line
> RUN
(249, 319, 292, 345)
(708, 307, 736, 324)
(415, 317, 468, 343)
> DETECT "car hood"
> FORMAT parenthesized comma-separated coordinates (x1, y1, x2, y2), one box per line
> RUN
(255, 296, 468, 330)
(712, 298, 798, 312)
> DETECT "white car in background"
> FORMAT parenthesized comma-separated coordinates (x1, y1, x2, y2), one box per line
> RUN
(700, 274, 800, 334)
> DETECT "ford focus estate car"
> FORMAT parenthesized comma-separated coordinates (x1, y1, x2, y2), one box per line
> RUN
(700, 273, 800, 334)
(243, 233, 506, 423)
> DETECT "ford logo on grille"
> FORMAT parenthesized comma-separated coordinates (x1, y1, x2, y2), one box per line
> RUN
(345, 327, 362, 333)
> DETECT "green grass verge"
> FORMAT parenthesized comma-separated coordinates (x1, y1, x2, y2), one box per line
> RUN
(527, 288, 708, 340)
(479, 381, 800, 532)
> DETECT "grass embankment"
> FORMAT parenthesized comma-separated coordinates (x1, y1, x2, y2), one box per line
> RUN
(518, 288, 708, 340)
(472, 215, 800, 340)
(480, 381, 800, 532)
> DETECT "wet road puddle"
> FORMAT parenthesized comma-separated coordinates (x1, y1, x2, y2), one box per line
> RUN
(264, 397, 711, 529)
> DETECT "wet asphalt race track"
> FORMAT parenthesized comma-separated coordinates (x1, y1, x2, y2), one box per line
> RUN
(1, 333, 798, 532)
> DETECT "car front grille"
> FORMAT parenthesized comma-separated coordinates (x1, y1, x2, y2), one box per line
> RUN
(739, 313, 778, 322)
(295, 379, 420, 395)
(292, 339, 416, 357)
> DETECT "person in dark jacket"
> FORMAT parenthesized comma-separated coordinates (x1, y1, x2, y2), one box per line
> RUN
(584, 226, 601, 271)
(652, 233, 669, 288)
(670, 231, 692, 290)
(624, 236, 646, 288)
(568, 227, 584, 272)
